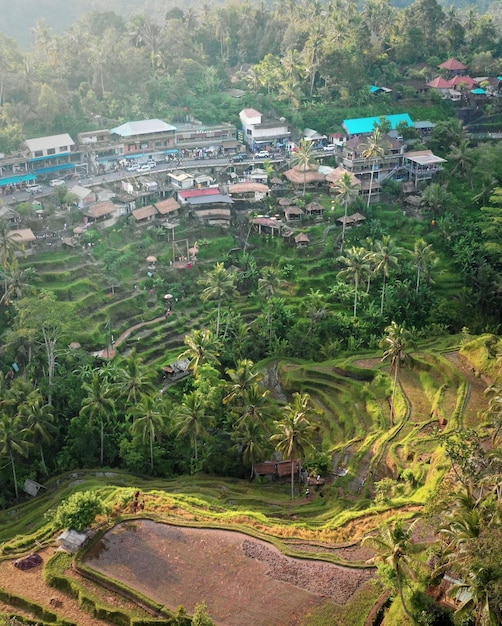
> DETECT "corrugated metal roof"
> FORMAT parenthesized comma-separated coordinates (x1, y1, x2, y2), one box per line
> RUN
(343, 113, 413, 135)
(25, 134, 74, 153)
(111, 119, 176, 137)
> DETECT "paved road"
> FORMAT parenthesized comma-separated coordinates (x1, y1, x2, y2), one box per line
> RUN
(1, 149, 339, 206)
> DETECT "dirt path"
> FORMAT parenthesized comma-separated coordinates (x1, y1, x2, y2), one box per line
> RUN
(94, 315, 166, 359)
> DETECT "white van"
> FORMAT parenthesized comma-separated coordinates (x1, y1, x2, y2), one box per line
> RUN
(50, 179, 66, 187)
(26, 183, 42, 193)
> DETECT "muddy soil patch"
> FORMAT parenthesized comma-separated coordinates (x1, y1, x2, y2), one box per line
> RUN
(83, 520, 374, 626)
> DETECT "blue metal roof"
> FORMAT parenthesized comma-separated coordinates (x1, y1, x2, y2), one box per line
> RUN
(343, 113, 414, 135)
(0, 173, 36, 187)
(32, 163, 75, 175)
(28, 152, 71, 163)
(471, 88, 486, 94)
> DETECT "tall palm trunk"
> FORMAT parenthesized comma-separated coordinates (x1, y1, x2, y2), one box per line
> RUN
(390, 362, 399, 426)
(10, 450, 18, 499)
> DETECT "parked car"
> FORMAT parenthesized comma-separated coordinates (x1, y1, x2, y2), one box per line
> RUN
(231, 153, 248, 162)
(26, 183, 42, 193)
(127, 163, 140, 172)
(255, 150, 270, 158)
(138, 164, 152, 173)
(49, 179, 66, 187)
(323, 144, 336, 151)
(147, 160, 157, 168)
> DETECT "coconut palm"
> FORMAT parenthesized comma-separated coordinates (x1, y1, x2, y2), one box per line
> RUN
(271, 392, 316, 499)
(179, 329, 221, 377)
(20, 390, 54, 475)
(291, 139, 317, 196)
(333, 171, 361, 252)
(0, 222, 24, 298)
(0, 413, 31, 499)
(116, 350, 156, 408)
(171, 392, 211, 467)
(381, 321, 413, 425)
(234, 383, 272, 432)
(373, 235, 401, 315)
(0, 262, 38, 306)
(200, 262, 237, 337)
(361, 127, 387, 208)
(337, 246, 371, 318)
(412, 238, 437, 294)
(232, 420, 269, 479)
(258, 266, 284, 298)
(130, 394, 168, 472)
(79, 373, 115, 465)
(223, 359, 262, 407)
(362, 520, 424, 623)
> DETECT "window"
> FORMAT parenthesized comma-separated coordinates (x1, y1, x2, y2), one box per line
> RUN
(34, 151, 43, 158)
(47, 148, 56, 155)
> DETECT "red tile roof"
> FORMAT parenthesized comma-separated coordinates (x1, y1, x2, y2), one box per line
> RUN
(178, 188, 220, 199)
(438, 58, 467, 71)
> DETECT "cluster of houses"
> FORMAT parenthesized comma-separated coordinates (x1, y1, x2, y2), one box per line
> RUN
(13, 55, 502, 249)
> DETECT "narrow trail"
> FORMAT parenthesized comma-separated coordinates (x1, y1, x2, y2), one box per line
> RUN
(94, 314, 166, 359)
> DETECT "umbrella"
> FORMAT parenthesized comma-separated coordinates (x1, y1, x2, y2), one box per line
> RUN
(69, 342, 81, 349)
(278, 198, 291, 206)
(164, 294, 173, 300)
(146, 255, 157, 263)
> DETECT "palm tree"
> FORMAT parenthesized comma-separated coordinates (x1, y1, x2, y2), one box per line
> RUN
(271, 392, 316, 499)
(448, 139, 476, 187)
(381, 321, 413, 425)
(79, 373, 115, 465)
(0, 222, 24, 298)
(337, 247, 371, 318)
(421, 183, 452, 220)
(130, 394, 167, 473)
(362, 520, 424, 623)
(223, 359, 262, 407)
(179, 329, 221, 377)
(0, 413, 31, 499)
(333, 171, 360, 252)
(171, 392, 211, 467)
(291, 139, 317, 196)
(361, 127, 387, 208)
(412, 238, 437, 294)
(232, 420, 268, 478)
(373, 235, 401, 316)
(116, 350, 156, 407)
(234, 383, 272, 431)
(258, 266, 284, 298)
(448, 566, 502, 626)
(200, 262, 237, 337)
(0, 262, 37, 306)
(20, 390, 54, 475)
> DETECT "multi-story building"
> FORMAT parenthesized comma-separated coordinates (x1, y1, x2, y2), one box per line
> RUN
(340, 135, 406, 203)
(239, 108, 290, 151)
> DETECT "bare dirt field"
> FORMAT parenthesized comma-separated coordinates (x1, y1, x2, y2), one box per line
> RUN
(82, 520, 374, 626)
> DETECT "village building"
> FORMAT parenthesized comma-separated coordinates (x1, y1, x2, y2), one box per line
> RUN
(168, 171, 194, 190)
(228, 182, 269, 203)
(110, 119, 176, 160)
(154, 198, 181, 219)
(83, 200, 124, 226)
(131, 204, 158, 225)
(342, 113, 413, 137)
(177, 187, 221, 205)
(173, 121, 239, 155)
(69, 185, 96, 209)
(8, 228, 36, 254)
(438, 57, 468, 77)
(239, 108, 291, 151)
